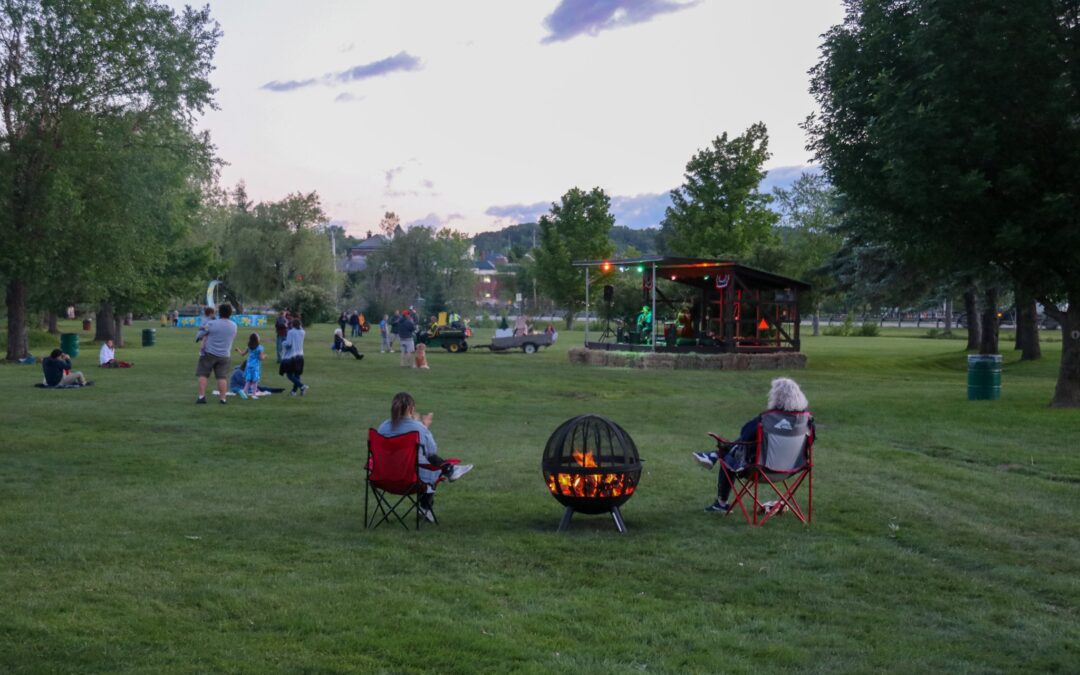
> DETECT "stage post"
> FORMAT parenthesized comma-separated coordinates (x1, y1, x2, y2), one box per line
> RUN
(585, 266, 590, 343)
(650, 263, 657, 351)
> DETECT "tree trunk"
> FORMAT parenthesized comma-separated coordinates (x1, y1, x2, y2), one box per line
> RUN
(963, 288, 981, 350)
(812, 305, 820, 337)
(5, 280, 30, 361)
(46, 312, 59, 334)
(1049, 294, 1080, 408)
(944, 296, 953, 332)
(114, 317, 124, 347)
(95, 302, 115, 342)
(1016, 292, 1041, 361)
(979, 287, 999, 355)
(564, 311, 574, 330)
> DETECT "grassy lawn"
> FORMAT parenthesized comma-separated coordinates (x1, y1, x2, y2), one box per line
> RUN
(1, 320, 1077, 673)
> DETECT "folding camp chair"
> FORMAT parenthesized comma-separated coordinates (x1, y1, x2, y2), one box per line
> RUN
(714, 410, 815, 526)
(365, 428, 434, 530)
(364, 428, 457, 530)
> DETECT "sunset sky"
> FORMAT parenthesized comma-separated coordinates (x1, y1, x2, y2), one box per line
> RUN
(170, 0, 845, 235)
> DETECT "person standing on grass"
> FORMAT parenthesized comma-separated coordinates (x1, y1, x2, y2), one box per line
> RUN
(376, 392, 473, 523)
(389, 310, 401, 352)
(692, 377, 811, 513)
(396, 310, 416, 367)
(281, 317, 308, 396)
(274, 309, 290, 363)
(379, 314, 391, 353)
(235, 332, 266, 398)
(338, 311, 349, 336)
(195, 304, 238, 405)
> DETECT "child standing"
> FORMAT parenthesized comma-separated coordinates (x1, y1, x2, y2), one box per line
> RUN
(380, 314, 391, 353)
(235, 332, 265, 398)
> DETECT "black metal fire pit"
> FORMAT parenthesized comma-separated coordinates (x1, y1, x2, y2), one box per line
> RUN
(541, 414, 642, 533)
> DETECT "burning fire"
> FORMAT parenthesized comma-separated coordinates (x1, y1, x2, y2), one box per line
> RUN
(546, 449, 635, 499)
(572, 450, 598, 468)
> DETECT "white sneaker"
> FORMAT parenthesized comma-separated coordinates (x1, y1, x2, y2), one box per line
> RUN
(418, 506, 437, 523)
(300, 385, 309, 396)
(448, 464, 473, 482)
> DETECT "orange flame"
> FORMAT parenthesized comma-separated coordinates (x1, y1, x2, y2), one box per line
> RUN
(572, 450, 598, 468)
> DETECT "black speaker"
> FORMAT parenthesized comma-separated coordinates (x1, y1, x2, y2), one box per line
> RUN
(603, 284, 614, 303)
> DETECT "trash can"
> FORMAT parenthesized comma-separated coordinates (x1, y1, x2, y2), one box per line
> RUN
(967, 354, 1002, 400)
(60, 333, 80, 358)
(82, 318, 92, 331)
(142, 328, 156, 347)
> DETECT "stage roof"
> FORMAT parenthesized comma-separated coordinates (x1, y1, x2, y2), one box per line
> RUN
(572, 256, 810, 291)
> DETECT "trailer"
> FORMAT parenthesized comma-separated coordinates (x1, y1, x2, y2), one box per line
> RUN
(473, 333, 554, 354)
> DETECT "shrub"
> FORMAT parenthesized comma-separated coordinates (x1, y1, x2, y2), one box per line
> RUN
(276, 283, 334, 325)
(823, 312, 855, 336)
(857, 322, 881, 337)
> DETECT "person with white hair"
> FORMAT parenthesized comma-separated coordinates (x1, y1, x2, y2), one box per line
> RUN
(692, 377, 810, 513)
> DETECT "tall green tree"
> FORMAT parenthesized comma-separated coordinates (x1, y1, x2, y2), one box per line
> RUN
(772, 173, 843, 335)
(533, 187, 615, 328)
(0, 0, 219, 360)
(659, 123, 778, 260)
(364, 226, 473, 318)
(807, 0, 1080, 407)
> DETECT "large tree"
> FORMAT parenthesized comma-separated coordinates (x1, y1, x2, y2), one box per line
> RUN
(363, 225, 473, 317)
(533, 187, 615, 328)
(0, 0, 219, 360)
(659, 123, 778, 259)
(808, 0, 1080, 407)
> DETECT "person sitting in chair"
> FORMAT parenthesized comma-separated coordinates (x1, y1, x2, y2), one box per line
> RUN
(376, 392, 473, 522)
(692, 377, 810, 513)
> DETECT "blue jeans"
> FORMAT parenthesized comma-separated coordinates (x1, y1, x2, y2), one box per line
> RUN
(286, 371, 304, 392)
(275, 335, 285, 362)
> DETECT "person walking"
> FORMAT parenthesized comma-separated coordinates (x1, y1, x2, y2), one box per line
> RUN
(281, 318, 308, 396)
(195, 304, 238, 405)
(396, 310, 416, 367)
(338, 311, 349, 335)
(389, 310, 402, 353)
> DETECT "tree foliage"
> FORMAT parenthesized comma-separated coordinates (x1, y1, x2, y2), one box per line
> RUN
(363, 226, 473, 318)
(533, 187, 615, 327)
(807, 0, 1080, 406)
(0, 0, 220, 359)
(659, 123, 778, 260)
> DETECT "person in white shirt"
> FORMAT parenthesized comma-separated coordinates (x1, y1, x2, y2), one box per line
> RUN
(98, 339, 132, 368)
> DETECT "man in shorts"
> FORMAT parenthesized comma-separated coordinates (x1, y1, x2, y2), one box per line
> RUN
(195, 303, 238, 405)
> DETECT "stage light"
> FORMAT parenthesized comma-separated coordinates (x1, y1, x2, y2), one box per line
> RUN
(601, 261, 612, 273)
(636, 266, 644, 273)
(703, 275, 710, 280)
(671, 275, 677, 280)
(618, 266, 625, 273)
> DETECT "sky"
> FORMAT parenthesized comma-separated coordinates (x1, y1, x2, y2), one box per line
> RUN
(168, 0, 845, 235)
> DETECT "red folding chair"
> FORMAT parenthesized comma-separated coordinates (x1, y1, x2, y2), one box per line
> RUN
(364, 428, 457, 530)
(714, 410, 815, 526)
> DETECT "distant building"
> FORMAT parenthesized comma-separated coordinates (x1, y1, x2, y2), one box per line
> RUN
(340, 234, 387, 272)
(474, 257, 516, 306)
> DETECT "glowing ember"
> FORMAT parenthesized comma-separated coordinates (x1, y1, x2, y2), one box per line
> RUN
(546, 472, 636, 499)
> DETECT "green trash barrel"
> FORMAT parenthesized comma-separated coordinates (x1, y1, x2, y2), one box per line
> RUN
(141, 328, 156, 347)
(60, 333, 80, 358)
(967, 354, 1002, 400)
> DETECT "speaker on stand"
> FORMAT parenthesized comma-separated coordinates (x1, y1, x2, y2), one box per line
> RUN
(599, 284, 616, 342)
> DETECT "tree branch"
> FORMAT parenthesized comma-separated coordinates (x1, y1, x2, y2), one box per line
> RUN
(1038, 297, 1065, 323)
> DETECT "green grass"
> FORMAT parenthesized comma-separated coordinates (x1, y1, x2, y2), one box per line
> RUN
(1, 320, 1077, 673)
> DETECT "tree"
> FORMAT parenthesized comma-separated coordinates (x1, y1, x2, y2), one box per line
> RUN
(533, 187, 615, 328)
(807, 0, 1080, 406)
(772, 173, 843, 336)
(379, 211, 400, 237)
(363, 226, 473, 318)
(0, 0, 219, 360)
(659, 123, 778, 259)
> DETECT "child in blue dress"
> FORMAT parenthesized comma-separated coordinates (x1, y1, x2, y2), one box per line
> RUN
(235, 332, 266, 398)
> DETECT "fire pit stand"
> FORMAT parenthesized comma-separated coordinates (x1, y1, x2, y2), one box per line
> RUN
(542, 414, 642, 534)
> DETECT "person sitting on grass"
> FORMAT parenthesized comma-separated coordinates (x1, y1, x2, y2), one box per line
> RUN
(98, 339, 132, 368)
(376, 392, 473, 523)
(333, 328, 364, 360)
(42, 349, 87, 387)
(692, 377, 810, 513)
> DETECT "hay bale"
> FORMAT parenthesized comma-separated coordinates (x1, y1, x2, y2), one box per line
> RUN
(586, 349, 610, 366)
(642, 353, 677, 369)
(567, 347, 589, 365)
(674, 353, 703, 370)
(748, 354, 780, 370)
(700, 354, 727, 370)
(606, 352, 633, 368)
(731, 354, 751, 370)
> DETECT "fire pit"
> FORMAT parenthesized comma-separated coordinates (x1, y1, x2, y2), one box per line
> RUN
(541, 414, 642, 533)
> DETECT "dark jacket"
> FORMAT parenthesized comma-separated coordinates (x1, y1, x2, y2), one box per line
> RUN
(395, 316, 416, 338)
(42, 356, 71, 387)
